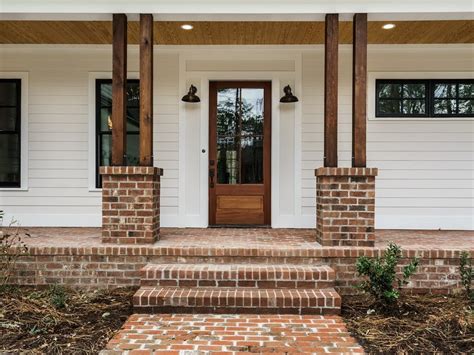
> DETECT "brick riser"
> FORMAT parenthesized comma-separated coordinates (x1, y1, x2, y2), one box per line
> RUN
(133, 287, 341, 315)
(141, 264, 335, 289)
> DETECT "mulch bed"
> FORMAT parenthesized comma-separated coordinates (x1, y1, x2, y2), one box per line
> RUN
(342, 293, 473, 354)
(0, 286, 135, 354)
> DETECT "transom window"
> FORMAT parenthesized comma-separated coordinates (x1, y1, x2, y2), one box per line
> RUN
(376, 79, 473, 118)
(95, 79, 140, 188)
(0, 79, 21, 187)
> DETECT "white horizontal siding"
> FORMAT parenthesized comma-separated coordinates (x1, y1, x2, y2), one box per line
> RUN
(0, 47, 180, 226)
(302, 46, 474, 229)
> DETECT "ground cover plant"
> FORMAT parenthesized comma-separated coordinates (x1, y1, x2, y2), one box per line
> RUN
(0, 286, 135, 354)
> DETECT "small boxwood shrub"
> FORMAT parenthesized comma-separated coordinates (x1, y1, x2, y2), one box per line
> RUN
(356, 242, 419, 304)
(459, 251, 473, 301)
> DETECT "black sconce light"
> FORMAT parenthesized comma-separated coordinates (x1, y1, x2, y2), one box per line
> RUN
(181, 84, 201, 103)
(280, 85, 299, 103)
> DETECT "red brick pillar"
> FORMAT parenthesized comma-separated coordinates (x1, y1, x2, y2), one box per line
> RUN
(315, 167, 378, 247)
(100, 166, 163, 244)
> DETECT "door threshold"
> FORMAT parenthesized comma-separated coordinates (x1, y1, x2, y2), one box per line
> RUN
(209, 225, 271, 229)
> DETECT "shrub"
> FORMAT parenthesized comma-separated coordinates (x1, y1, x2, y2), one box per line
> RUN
(459, 251, 473, 301)
(356, 242, 419, 304)
(0, 211, 29, 288)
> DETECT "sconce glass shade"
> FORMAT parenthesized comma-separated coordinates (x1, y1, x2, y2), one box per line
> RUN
(280, 85, 299, 103)
(182, 85, 201, 103)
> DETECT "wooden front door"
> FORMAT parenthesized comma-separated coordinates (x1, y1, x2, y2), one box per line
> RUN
(209, 81, 271, 226)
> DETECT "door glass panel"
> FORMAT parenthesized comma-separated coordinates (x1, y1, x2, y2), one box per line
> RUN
(0, 82, 18, 106)
(0, 107, 17, 131)
(217, 137, 239, 184)
(216, 87, 265, 185)
(241, 136, 263, 184)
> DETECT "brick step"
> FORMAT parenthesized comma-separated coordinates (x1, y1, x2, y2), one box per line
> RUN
(140, 264, 335, 289)
(133, 287, 341, 315)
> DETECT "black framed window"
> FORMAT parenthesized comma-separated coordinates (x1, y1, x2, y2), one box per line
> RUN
(0, 79, 21, 188)
(376, 79, 428, 117)
(432, 80, 473, 117)
(376, 79, 473, 118)
(96, 79, 140, 188)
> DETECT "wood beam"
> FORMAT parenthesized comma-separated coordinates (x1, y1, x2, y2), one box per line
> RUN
(352, 13, 367, 168)
(139, 14, 154, 166)
(111, 14, 127, 166)
(324, 14, 339, 167)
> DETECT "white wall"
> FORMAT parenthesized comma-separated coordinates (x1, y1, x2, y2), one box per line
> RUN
(0, 44, 472, 230)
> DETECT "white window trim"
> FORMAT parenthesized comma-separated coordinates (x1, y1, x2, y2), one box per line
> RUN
(0, 72, 29, 191)
(368, 71, 474, 121)
(87, 71, 139, 192)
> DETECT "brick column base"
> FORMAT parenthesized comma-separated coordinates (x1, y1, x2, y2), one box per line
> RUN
(100, 166, 163, 244)
(315, 167, 378, 247)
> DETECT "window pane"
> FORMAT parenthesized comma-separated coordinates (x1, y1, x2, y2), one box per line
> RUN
(217, 137, 239, 184)
(0, 134, 20, 185)
(100, 108, 112, 131)
(0, 81, 17, 106)
(403, 83, 426, 98)
(100, 83, 112, 107)
(217, 88, 239, 136)
(241, 136, 263, 184)
(434, 99, 457, 115)
(434, 83, 457, 98)
(459, 84, 473, 98)
(459, 99, 473, 115)
(127, 108, 140, 132)
(127, 83, 140, 107)
(0, 107, 17, 131)
(100, 135, 112, 166)
(378, 83, 401, 98)
(126, 134, 140, 166)
(378, 100, 401, 115)
(241, 89, 264, 136)
(402, 100, 426, 115)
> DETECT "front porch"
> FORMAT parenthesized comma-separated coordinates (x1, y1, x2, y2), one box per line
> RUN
(9, 227, 473, 302)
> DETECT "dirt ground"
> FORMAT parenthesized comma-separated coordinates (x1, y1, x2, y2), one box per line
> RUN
(0, 286, 135, 354)
(342, 293, 474, 354)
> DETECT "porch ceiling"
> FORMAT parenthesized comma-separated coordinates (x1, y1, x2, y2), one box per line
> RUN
(1, 20, 473, 45)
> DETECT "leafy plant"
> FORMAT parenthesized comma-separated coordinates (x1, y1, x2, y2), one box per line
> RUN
(0, 211, 28, 288)
(49, 284, 68, 309)
(356, 242, 419, 304)
(459, 251, 473, 301)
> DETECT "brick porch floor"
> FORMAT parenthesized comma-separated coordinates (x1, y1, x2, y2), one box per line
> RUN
(101, 314, 364, 354)
(11, 227, 474, 250)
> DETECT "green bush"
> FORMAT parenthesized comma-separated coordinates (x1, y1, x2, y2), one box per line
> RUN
(356, 242, 419, 304)
(49, 284, 68, 309)
(459, 251, 473, 301)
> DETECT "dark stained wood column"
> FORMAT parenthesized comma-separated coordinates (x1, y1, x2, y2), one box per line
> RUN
(139, 14, 154, 166)
(324, 14, 339, 167)
(111, 14, 127, 166)
(352, 13, 368, 167)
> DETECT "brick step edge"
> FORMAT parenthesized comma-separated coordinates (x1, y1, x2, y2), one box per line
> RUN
(133, 287, 341, 315)
(141, 264, 335, 288)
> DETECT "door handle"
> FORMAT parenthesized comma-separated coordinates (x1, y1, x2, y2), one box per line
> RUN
(209, 169, 215, 188)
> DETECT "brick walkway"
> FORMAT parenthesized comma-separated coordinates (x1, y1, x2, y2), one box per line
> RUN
(102, 314, 364, 354)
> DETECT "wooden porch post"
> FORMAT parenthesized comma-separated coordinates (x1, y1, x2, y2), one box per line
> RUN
(352, 13, 367, 167)
(324, 14, 339, 167)
(111, 14, 127, 166)
(139, 14, 154, 166)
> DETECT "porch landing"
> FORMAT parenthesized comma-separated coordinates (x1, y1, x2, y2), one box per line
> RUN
(14, 227, 474, 251)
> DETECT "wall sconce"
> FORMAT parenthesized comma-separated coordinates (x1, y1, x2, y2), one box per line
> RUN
(181, 85, 201, 103)
(280, 85, 299, 103)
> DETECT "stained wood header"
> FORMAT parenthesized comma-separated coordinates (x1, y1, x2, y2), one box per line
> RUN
(0, 20, 472, 45)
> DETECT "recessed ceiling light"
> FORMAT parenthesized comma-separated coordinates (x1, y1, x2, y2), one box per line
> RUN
(181, 24, 193, 30)
(382, 23, 396, 30)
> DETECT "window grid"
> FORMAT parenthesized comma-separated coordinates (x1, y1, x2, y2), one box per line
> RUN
(0, 79, 21, 188)
(95, 79, 140, 188)
(376, 79, 473, 118)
